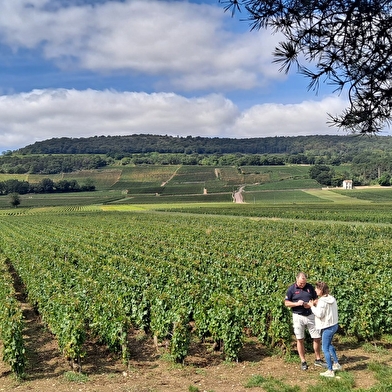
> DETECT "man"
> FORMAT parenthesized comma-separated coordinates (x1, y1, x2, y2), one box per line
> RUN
(285, 272, 325, 370)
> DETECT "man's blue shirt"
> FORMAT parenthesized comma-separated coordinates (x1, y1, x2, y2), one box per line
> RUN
(285, 282, 317, 316)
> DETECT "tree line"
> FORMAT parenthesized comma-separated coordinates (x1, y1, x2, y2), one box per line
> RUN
(13, 134, 392, 157)
(0, 154, 107, 174)
(0, 178, 95, 195)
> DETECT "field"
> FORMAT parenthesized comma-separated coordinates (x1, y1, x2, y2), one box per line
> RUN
(0, 165, 392, 391)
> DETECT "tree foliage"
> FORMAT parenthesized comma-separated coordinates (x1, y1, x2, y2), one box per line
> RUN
(14, 134, 392, 157)
(0, 179, 95, 196)
(309, 164, 334, 186)
(9, 193, 21, 208)
(220, 0, 392, 134)
(378, 172, 391, 186)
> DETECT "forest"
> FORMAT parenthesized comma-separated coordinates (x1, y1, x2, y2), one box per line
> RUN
(14, 133, 392, 156)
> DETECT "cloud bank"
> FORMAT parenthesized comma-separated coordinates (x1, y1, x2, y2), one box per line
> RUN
(0, 89, 346, 150)
(0, 0, 354, 151)
(0, 0, 280, 91)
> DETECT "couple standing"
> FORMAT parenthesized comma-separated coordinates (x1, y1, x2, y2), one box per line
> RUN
(284, 272, 342, 378)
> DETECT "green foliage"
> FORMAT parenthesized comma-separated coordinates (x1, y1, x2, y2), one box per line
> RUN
(63, 371, 89, 382)
(244, 189, 323, 203)
(2, 135, 392, 187)
(331, 188, 392, 204)
(163, 201, 392, 224)
(245, 374, 300, 391)
(245, 179, 320, 192)
(0, 258, 26, 377)
(309, 164, 334, 186)
(306, 372, 355, 392)
(9, 193, 21, 208)
(205, 293, 244, 361)
(0, 160, 390, 209)
(0, 297, 26, 377)
(378, 173, 391, 186)
(169, 311, 192, 364)
(1, 203, 392, 366)
(222, 0, 392, 134)
(362, 343, 389, 355)
(0, 178, 94, 196)
(245, 374, 265, 387)
(0, 154, 107, 174)
(14, 135, 392, 163)
(367, 361, 392, 386)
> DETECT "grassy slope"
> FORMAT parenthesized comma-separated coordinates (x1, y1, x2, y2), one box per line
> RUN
(1, 164, 392, 209)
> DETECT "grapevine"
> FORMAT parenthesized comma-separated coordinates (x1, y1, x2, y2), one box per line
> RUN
(0, 209, 391, 368)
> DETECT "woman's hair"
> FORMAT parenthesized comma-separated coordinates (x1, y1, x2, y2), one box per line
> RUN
(316, 281, 330, 295)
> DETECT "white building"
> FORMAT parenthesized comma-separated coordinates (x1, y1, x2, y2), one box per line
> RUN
(342, 180, 353, 189)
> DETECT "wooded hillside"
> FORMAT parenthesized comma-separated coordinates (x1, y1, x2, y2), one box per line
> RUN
(16, 133, 392, 156)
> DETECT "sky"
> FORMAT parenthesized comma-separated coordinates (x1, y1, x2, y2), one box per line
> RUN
(0, 0, 375, 152)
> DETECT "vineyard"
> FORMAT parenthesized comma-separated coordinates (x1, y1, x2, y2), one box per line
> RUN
(0, 205, 392, 382)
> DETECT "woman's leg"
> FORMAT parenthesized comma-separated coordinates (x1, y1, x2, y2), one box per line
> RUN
(321, 326, 335, 370)
(329, 324, 339, 363)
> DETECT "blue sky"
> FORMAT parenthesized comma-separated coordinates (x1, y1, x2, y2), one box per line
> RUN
(0, 0, 365, 152)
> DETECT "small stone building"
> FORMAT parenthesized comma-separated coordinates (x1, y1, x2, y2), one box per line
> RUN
(342, 180, 353, 189)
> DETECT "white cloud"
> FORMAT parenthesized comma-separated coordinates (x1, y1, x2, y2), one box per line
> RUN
(229, 96, 348, 138)
(0, 1, 370, 152)
(0, 89, 238, 149)
(0, 0, 282, 91)
(0, 89, 349, 151)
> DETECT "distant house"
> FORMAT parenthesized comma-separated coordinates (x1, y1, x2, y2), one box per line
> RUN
(342, 180, 353, 189)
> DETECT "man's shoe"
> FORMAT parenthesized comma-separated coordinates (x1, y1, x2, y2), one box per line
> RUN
(301, 361, 308, 370)
(332, 363, 342, 371)
(314, 359, 327, 368)
(320, 370, 335, 377)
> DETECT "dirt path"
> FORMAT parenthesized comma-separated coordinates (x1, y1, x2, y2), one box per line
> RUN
(161, 166, 181, 187)
(233, 186, 245, 203)
(1, 331, 390, 392)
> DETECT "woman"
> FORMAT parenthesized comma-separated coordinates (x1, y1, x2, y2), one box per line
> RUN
(309, 281, 342, 377)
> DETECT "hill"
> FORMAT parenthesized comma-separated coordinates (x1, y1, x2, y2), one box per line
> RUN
(16, 133, 392, 156)
(4, 134, 392, 184)
(0, 134, 391, 207)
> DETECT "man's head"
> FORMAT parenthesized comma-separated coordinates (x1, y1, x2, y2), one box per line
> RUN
(296, 272, 307, 288)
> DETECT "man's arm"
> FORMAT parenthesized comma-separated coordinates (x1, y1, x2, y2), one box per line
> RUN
(284, 299, 308, 308)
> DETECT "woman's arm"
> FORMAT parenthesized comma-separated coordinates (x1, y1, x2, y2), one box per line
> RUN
(310, 298, 326, 319)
